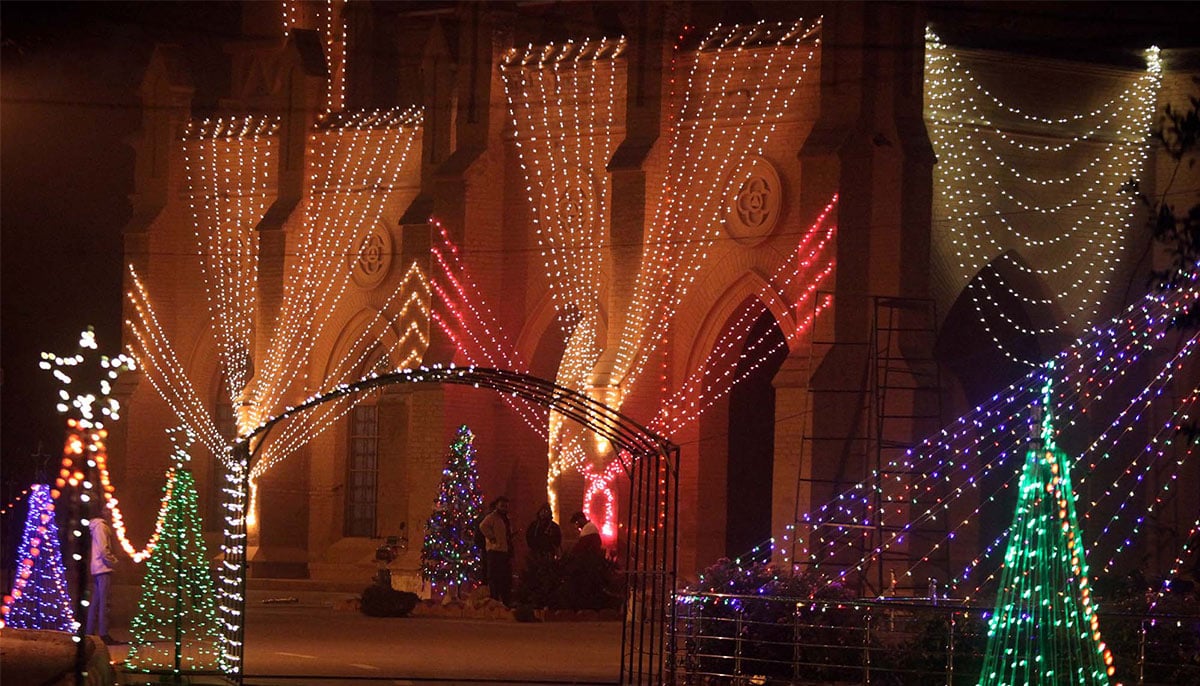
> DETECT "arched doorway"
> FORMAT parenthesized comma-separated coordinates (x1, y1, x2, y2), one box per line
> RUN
(937, 251, 1070, 563)
(725, 308, 789, 561)
(222, 366, 678, 686)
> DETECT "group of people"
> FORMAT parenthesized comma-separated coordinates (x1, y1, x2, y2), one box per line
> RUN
(85, 495, 610, 638)
(476, 497, 603, 608)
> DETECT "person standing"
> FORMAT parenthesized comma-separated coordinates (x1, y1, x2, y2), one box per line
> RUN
(525, 503, 561, 560)
(87, 507, 119, 644)
(569, 511, 601, 557)
(479, 496, 514, 606)
(564, 511, 607, 610)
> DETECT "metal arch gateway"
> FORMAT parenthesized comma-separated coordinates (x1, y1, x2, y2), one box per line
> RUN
(219, 365, 679, 685)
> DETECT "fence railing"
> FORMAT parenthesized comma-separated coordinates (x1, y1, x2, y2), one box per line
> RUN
(668, 591, 1200, 685)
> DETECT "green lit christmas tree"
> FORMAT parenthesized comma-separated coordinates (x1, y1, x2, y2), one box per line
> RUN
(126, 463, 221, 673)
(979, 363, 1115, 685)
(421, 424, 485, 597)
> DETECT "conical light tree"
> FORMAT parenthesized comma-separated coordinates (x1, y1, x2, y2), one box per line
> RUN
(421, 424, 485, 597)
(0, 484, 75, 631)
(979, 363, 1116, 685)
(126, 449, 221, 674)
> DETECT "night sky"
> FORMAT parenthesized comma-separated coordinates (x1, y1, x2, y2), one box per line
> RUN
(1, 2, 240, 502)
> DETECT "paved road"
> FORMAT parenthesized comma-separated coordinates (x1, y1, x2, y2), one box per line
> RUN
(109, 594, 623, 685)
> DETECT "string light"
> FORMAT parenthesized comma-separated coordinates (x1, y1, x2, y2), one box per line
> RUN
(469, 20, 826, 535)
(0, 485, 74, 631)
(978, 364, 1117, 685)
(129, 108, 428, 485)
(420, 425, 486, 597)
(779, 283, 1198, 607)
(280, 0, 347, 111)
(183, 116, 278, 402)
(926, 29, 1162, 366)
(217, 449, 248, 673)
(0, 486, 33, 517)
(612, 19, 822, 397)
(125, 467, 222, 673)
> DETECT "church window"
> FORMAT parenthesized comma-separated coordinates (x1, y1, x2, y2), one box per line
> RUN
(345, 404, 379, 537)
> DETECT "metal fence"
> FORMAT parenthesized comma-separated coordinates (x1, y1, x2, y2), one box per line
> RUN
(668, 592, 1200, 685)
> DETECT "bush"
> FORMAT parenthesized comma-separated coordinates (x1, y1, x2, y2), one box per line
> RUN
(516, 550, 624, 612)
(1100, 591, 1200, 685)
(680, 558, 861, 683)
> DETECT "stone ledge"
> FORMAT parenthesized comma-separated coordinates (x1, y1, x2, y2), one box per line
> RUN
(0, 629, 117, 686)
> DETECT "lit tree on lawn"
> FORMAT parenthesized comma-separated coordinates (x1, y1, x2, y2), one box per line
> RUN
(0, 484, 74, 631)
(421, 424, 485, 598)
(979, 362, 1117, 686)
(126, 442, 221, 674)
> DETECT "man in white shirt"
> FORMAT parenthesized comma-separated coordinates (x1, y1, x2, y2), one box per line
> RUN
(87, 508, 119, 644)
(478, 496, 513, 607)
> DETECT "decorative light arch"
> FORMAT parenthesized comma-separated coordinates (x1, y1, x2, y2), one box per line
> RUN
(218, 365, 679, 686)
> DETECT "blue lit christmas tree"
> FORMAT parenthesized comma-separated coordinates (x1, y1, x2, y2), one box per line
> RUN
(421, 424, 485, 597)
(979, 363, 1115, 685)
(0, 484, 75, 631)
(126, 454, 221, 673)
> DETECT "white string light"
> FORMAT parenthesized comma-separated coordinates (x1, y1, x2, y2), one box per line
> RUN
(926, 29, 1162, 366)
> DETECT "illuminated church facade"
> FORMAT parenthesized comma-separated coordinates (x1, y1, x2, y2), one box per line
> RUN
(110, 1, 1199, 592)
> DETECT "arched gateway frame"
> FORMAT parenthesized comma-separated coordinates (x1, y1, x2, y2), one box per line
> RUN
(217, 365, 679, 685)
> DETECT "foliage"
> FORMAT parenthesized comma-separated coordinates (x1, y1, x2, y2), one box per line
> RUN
(1125, 79, 1200, 331)
(1100, 591, 1200, 685)
(420, 425, 485, 597)
(516, 554, 563, 608)
(679, 559, 862, 683)
(516, 548, 623, 611)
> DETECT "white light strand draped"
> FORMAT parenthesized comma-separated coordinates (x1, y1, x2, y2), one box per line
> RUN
(926, 29, 1162, 366)
(612, 18, 822, 396)
(127, 107, 428, 481)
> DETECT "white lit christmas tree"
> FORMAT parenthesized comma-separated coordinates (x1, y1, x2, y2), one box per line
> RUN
(0, 484, 75, 631)
(126, 431, 221, 674)
(421, 424, 485, 598)
(32, 327, 135, 651)
(978, 363, 1116, 685)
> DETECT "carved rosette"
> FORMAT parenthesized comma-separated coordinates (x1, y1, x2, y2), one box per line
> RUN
(724, 156, 783, 246)
(552, 166, 598, 231)
(352, 222, 393, 288)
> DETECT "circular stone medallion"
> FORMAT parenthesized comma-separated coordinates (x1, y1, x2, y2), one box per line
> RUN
(724, 156, 783, 246)
(352, 222, 393, 288)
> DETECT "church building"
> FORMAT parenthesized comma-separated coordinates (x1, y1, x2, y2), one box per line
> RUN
(109, 1, 1199, 594)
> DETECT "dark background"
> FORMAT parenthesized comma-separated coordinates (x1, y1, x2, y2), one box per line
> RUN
(1, 2, 240, 505)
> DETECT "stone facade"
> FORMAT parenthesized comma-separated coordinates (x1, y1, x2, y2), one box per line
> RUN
(111, 1, 1198, 590)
